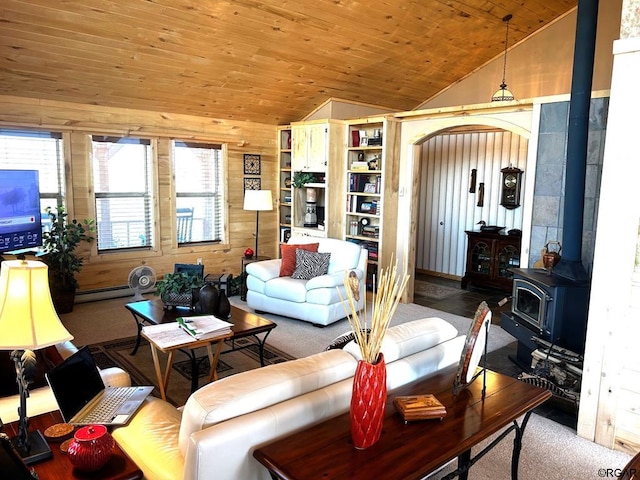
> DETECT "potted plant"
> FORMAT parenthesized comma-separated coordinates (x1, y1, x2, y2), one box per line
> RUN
(292, 172, 319, 227)
(155, 272, 205, 310)
(41, 205, 95, 314)
(291, 171, 316, 188)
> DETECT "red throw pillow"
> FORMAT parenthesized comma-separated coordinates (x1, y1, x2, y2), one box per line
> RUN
(280, 243, 319, 276)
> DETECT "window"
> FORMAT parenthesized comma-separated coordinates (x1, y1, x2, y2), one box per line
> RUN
(173, 141, 225, 244)
(0, 128, 65, 229)
(91, 136, 154, 252)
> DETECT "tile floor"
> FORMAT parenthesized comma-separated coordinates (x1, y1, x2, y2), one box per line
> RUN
(413, 272, 579, 430)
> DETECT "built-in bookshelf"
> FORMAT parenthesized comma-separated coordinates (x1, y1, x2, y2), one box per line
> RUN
(290, 119, 344, 239)
(344, 117, 400, 290)
(278, 126, 292, 248)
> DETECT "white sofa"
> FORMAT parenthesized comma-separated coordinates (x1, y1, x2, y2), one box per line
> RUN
(0, 341, 131, 423)
(112, 316, 466, 480)
(245, 237, 367, 326)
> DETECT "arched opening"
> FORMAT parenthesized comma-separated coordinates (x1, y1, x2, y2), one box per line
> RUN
(396, 111, 534, 305)
(415, 126, 528, 279)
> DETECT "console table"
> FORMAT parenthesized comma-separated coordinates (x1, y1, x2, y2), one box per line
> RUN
(4, 411, 142, 479)
(254, 366, 551, 480)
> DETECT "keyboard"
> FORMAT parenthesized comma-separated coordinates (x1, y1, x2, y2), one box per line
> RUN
(75, 387, 138, 424)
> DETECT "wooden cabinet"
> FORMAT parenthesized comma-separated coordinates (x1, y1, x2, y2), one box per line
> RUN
(290, 120, 344, 239)
(461, 231, 521, 292)
(277, 126, 292, 248)
(343, 117, 400, 291)
(292, 121, 331, 172)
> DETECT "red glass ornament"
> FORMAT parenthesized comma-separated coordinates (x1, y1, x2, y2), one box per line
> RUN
(350, 353, 387, 449)
(67, 424, 114, 472)
(244, 247, 254, 259)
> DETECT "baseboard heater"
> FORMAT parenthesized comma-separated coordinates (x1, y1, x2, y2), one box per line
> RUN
(76, 285, 155, 303)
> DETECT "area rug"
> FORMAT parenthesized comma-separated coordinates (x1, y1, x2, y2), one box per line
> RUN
(413, 279, 467, 300)
(89, 335, 295, 407)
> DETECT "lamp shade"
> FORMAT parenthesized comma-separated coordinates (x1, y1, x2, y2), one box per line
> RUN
(0, 260, 73, 350)
(243, 190, 273, 211)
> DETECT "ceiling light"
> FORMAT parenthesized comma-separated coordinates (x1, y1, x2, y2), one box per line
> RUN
(492, 14, 515, 102)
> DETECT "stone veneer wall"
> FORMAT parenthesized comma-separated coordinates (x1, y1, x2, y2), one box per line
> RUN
(529, 97, 609, 273)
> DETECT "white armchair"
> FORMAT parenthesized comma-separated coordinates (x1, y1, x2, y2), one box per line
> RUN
(245, 237, 367, 326)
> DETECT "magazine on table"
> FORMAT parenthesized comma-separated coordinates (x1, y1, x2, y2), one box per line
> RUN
(177, 315, 233, 339)
(142, 316, 232, 349)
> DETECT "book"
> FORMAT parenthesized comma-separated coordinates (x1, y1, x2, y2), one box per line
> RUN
(177, 315, 233, 339)
(393, 394, 447, 422)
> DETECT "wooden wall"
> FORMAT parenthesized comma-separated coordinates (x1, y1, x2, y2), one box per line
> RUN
(0, 95, 278, 294)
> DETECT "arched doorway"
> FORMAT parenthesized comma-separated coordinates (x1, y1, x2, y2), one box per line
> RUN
(415, 126, 529, 280)
(394, 107, 535, 304)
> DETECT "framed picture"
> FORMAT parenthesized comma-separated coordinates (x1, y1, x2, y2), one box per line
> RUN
(243, 154, 261, 175)
(359, 201, 373, 213)
(363, 183, 377, 193)
(359, 136, 368, 147)
(244, 177, 261, 190)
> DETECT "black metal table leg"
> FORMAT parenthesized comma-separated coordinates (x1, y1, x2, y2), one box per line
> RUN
(128, 311, 145, 355)
(457, 450, 471, 480)
(440, 412, 533, 480)
(256, 330, 272, 366)
(510, 411, 533, 480)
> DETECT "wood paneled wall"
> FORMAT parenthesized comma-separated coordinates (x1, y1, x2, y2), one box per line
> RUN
(0, 95, 278, 293)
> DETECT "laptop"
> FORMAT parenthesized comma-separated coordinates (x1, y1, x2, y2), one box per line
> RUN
(45, 346, 153, 426)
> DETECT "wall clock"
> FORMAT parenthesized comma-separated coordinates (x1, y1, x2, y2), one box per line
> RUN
(453, 301, 491, 396)
(243, 154, 261, 175)
(500, 167, 523, 209)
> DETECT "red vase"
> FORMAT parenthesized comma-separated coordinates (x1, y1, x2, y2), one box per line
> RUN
(350, 353, 387, 449)
(67, 424, 114, 472)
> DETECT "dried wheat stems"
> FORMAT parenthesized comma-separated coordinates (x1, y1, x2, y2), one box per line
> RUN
(339, 257, 410, 364)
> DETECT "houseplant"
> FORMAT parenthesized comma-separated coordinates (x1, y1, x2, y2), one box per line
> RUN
(340, 258, 409, 449)
(291, 171, 316, 188)
(155, 272, 205, 310)
(292, 171, 319, 227)
(41, 205, 95, 313)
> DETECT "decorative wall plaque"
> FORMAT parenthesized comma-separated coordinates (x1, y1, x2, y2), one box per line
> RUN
(244, 177, 261, 190)
(243, 154, 261, 175)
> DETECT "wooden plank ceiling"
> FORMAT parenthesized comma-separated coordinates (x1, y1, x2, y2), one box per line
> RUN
(0, 0, 576, 125)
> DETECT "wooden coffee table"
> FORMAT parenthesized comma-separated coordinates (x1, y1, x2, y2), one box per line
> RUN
(125, 300, 277, 392)
(4, 411, 142, 479)
(254, 366, 551, 480)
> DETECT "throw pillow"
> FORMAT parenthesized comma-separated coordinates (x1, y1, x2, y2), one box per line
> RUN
(291, 249, 331, 280)
(279, 243, 319, 277)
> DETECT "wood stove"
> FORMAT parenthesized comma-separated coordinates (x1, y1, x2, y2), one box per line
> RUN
(501, 268, 590, 369)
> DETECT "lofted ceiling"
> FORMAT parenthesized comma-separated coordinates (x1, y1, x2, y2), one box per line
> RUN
(0, 0, 577, 125)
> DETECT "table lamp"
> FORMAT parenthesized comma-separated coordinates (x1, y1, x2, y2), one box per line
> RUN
(0, 259, 74, 464)
(243, 190, 273, 259)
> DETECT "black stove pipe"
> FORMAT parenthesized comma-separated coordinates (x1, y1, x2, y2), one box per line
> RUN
(554, 0, 599, 282)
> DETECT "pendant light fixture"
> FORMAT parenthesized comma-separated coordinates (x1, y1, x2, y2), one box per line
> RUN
(491, 14, 515, 102)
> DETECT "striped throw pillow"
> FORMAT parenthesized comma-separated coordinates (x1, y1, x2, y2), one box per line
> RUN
(291, 249, 331, 280)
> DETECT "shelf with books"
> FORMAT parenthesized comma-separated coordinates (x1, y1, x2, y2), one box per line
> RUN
(344, 117, 400, 291)
(277, 126, 292, 256)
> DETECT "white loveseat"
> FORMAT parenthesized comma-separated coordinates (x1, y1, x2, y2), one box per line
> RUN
(0, 341, 131, 423)
(112, 316, 466, 480)
(245, 236, 367, 326)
